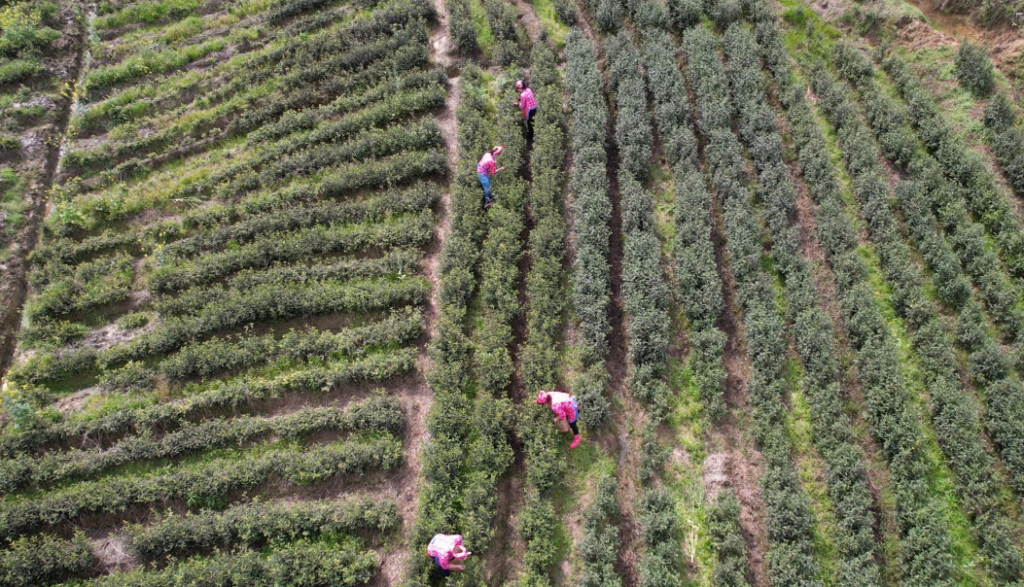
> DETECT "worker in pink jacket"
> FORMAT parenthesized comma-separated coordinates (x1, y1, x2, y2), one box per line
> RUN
(515, 80, 537, 142)
(477, 145, 505, 209)
(536, 390, 582, 449)
(427, 533, 471, 577)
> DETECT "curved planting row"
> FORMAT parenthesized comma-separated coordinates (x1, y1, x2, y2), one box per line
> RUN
(683, 23, 822, 587)
(721, 21, 882, 587)
(823, 42, 1024, 582)
(756, 17, 965, 587)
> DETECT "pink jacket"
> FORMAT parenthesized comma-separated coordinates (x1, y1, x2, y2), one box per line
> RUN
(546, 391, 577, 422)
(519, 88, 536, 119)
(427, 534, 465, 570)
(477, 152, 497, 176)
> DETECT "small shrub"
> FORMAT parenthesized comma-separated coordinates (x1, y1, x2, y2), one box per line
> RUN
(956, 41, 995, 97)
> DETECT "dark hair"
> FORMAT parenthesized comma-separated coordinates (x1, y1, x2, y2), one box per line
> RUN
(518, 80, 529, 89)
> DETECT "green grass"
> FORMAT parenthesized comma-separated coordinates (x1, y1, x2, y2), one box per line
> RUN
(0, 167, 29, 235)
(525, 0, 568, 48)
(859, 243, 987, 587)
(786, 376, 842, 587)
(665, 339, 713, 585)
(467, 0, 496, 59)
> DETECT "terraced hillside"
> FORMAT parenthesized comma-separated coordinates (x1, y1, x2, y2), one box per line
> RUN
(2, 0, 1024, 584)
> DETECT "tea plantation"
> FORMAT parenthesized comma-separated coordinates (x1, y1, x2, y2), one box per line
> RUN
(2, 0, 1024, 584)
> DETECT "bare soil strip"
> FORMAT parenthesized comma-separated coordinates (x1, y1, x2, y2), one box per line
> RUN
(372, 4, 458, 583)
(0, 6, 88, 377)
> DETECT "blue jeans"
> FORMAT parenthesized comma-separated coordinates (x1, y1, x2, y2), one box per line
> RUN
(432, 556, 450, 577)
(479, 172, 492, 202)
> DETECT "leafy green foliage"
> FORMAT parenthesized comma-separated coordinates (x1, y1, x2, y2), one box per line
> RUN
(955, 41, 995, 97)
(2, 355, 415, 459)
(884, 54, 1024, 280)
(722, 23, 882, 587)
(0, 395, 403, 493)
(707, 491, 750, 587)
(606, 32, 670, 418)
(126, 497, 399, 561)
(75, 540, 378, 587)
(565, 29, 612, 365)
(984, 94, 1024, 200)
(579, 474, 621, 587)
(0, 532, 94, 587)
(447, 0, 479, 54)
(0, 434, 403, 541)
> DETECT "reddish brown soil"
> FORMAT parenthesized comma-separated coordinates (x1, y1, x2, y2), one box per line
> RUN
(706, 188, 770, 587)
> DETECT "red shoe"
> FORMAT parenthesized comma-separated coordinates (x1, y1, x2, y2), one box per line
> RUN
(570, 434, 582, 449)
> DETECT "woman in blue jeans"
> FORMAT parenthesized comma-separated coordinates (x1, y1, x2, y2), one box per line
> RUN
(477, 145, 505, 208)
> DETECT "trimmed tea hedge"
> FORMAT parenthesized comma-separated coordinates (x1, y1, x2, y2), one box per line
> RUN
(1, 355, 416, 457)
(0, 395, 404, 492)
(66, 539, 378, 587)
(684, 23, 822, 587)
(0, 434, 403, 541)
(578, 474, 621, 587)
(126, 497, 399, 561)
(724, 23, 881, 587)
(0, 532, 95, 587)
(756, 16, 959, 583)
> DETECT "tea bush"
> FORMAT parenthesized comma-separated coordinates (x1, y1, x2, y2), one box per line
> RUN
(686, 23, 827, 587)
(161, 309, 422, 380)
(955, 41, 995, 97)
(707, 490, 750, 587)
(0, 396, 403, 493)
(447, 0, 478, 54)
(638, 25, 726, 420)
(829, 44, 1024, 579)
(2, 354, 414, 458)
(884, 54, 1024, 279)
(0, 531, 94, 587)
(578, 474, 620, 587)
(148, 212, 434, 293)
(724, 24, 881, 586)
(127, 497, 399, 561)
(606, 32, 670, 417)
(984, 94, 1024, 199)
(72, 540, 378, 587)
(0, 434, 403, 541)
(474, 73, 527, 397)
(565, 29, 612, 365)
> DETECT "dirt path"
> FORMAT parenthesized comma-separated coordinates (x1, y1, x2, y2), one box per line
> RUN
(0, 4, 89, 378)
(704, 186, 770, 587)
(371, 4, 459, 584)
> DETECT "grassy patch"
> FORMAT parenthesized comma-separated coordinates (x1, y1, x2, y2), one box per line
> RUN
(526, 0, 568, 48)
